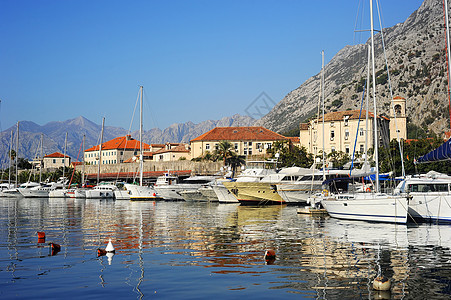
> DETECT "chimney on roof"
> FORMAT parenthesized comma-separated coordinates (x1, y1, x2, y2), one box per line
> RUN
(126, 135, 132, 141)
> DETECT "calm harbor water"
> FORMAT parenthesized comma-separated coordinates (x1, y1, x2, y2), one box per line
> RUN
(1, 198, 451, 299)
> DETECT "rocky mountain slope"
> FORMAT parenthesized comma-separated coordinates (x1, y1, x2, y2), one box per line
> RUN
(0, 114, 254, 167)
(256, 0, 450, 136)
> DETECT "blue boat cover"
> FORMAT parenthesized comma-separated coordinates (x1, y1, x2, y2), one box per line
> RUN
(417, 138, 451, 163)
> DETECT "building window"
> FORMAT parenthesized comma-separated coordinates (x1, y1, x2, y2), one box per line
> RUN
(53, 159, 56, 164)
(206, 144, 210, 150)
(330, 122, 334, 127)
(330, 130, 335, 141)
(234, 143, 238, 151)
(360, 144, 364, 153)
(120, 151, 124, 156)
(134, 151, 137, 155)
(256, 143, 261, 149)
(248, 142, 252, 146)
(344, 116, 349, 126)
(266, 143, 272, 150)
(244, 142, 248, 146)
(215, 143, 218, 150)
(344, 129, 349, 140)
(331, 146, 336, 152)
(244, 149, 247, 155)
(360, 128, 364, 136)
(345, 146, 350, 154)
(248, 148, 252, 155)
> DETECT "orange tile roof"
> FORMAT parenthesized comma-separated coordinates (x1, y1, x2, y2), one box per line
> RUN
(288, 137, 300, 143)
(190, 126, 288, 142)
(44, 152, 70, 158)
(153, 144, 190, 154)
(85, 136, 150, 152)
(393, 96, 406, 100)
(71, 162, 83, 166)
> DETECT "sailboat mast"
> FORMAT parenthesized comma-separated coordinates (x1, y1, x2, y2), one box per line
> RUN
(40, 133, 43, 183)
(97, 117, 105, 185)
(63, 132, 68, 180)
(321, 50, 326, 181)
(139, 86, 143, 186)
(365, 44, 370, 169)
(15, 122, 19, 187)
(8, 130, 12, 186)
(82, 135, 85, 186)
(370, 0, 380, 193)
(445, 0, 451, 130)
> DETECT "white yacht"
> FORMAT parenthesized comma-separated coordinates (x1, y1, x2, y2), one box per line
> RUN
(394, 171, 451, 223)
(19, 179, 66, 198)
(154, 173, 216, 201)
(85, 184, 118, 199)
(119, 183, 163, 201)
(198, 183, 219, 202)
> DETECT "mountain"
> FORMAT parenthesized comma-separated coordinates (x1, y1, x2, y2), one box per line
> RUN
(256, 0, 449, 136)
(0, 114, 254, 167)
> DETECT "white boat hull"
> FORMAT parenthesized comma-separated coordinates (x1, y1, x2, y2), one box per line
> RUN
(114, 190, 131, 200)
(321, 193, 408, 224)
(154, 184, 202, 201)
(408, 193, 451, 223)
(123, 184, 162, 201)
(277, 182, 322, 204)
(212, 183, 238, 203)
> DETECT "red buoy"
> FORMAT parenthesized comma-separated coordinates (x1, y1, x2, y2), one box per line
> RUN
(49, 243, 61, 256)
(264, 249, 276, 264)
(37, 232, 45, 239)
(97, 248, 107, 257)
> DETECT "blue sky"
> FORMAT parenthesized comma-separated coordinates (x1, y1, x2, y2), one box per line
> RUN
(0, 0, 424, 131)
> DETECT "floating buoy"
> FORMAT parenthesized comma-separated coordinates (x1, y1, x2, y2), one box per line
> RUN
(37, 231, 45, 239)
(97, 248, 107, 257)
(153, 193, 156, 196)
(264, 249, 276, 264)
(373, 276, 391, 291)
(49, 243, 61, 255)
(105, 238, 115, 253)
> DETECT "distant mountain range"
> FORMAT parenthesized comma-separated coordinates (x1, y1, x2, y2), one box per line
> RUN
(256, 0, 449, 136)
(0, 114, 255, 167)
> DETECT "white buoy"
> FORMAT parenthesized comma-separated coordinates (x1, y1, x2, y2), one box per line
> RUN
(105, 238, 115, 253)
(373, 276, 391, 291)
(106, 252, 114, 265)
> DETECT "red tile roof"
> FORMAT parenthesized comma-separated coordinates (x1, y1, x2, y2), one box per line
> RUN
(153, 144, 190, 154)
(393, 96, 406, 100)
(71, 162, 83, 166)
(44, 152, 70, 158)
(288, 137, 300, 143)
(191, 126, 288, 142)
(85, 135, 150, 152)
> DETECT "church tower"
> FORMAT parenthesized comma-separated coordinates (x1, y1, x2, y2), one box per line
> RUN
(389, 96, 407, 141)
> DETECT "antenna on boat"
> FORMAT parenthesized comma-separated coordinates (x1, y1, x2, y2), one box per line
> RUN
(321, 50, 326, 182)
(370, 0, 380, 193)
(139, 86, 143, 186)
(444, 0, 451, 130)
(97, 117, 105, 185)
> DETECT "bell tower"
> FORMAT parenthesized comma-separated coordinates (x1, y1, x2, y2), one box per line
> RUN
(389, 96, 407, 140)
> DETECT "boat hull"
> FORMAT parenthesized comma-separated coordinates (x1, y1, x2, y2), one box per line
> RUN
(277, 181, 322, 204)
(123, 184, 163, 201)
(222, 181, 285, 205)
(408, 192, 451, 223)
(321, 193, 408, 224)
(212, 183, 238, 203)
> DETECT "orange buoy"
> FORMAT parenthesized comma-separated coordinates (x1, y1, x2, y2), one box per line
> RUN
(97, 248, 107, 257)
(37, 231, 45, 239)
(366, 187, 371, 192)
(264, 249, 276, 264)
(49, 243, 61, 256)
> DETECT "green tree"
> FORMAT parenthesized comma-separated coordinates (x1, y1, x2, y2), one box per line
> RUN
(326, 151, 350, 168)
(267, 141, 313, 168)
(215, 141, 234, 166)
(225, 153, 246, 177)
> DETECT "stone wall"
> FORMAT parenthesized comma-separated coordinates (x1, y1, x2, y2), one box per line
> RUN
(78, 161, 224, 176)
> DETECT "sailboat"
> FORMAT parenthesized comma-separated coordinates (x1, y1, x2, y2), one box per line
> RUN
(114, 86, 162, 201)
(320, 0, 408, 224)
(396, 1, 451, 223)
(85, 118, 118, 199)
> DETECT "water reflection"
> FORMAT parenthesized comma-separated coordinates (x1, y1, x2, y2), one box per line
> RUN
(0, 198, 451, 298)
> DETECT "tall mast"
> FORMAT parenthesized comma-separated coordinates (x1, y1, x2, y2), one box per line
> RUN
(63, 132, 68, 180)
(82, 135, 85, 186)
(8, 130, 12, 186)
(445, 0, 451, 130)
(15, 122, 19, 186)
(39, 133, 43, 183)
(370, 0, 380, 193)
(97, 117, 105, 185)
(365, 44, 370, 170)
(321, 51, 326, 181)
(139, 86, 144, 186)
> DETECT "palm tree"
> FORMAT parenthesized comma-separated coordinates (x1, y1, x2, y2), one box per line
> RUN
(216, 140, 234, 166)
(225, 153, 246, 177)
